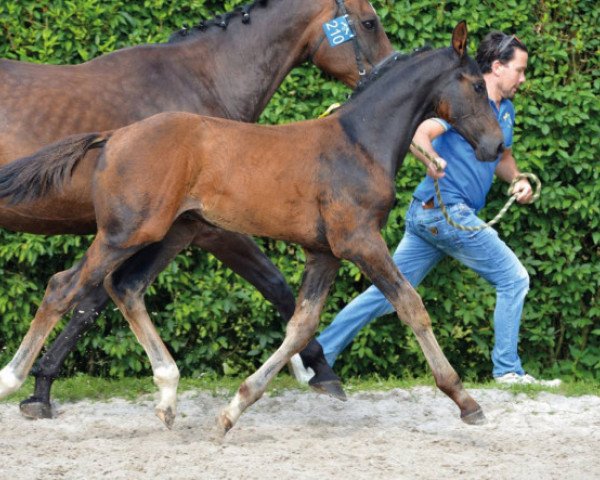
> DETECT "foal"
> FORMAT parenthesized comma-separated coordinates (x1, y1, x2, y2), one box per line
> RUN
(1, 0, 392, 416)
(0, 22, 503, 433)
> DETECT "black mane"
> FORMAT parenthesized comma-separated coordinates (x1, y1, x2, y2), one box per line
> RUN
(352, 45, 434, 97)
(168, 0, 269, 43)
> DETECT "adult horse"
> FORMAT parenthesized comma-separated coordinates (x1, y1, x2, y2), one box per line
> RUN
(0, 0, 393, 418)
(0, 22, 503, 432)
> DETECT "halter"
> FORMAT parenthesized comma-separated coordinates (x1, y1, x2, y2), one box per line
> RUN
(310, 0, 371, 79)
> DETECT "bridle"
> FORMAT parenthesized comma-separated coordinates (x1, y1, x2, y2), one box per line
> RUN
(309, 0, 373, 79)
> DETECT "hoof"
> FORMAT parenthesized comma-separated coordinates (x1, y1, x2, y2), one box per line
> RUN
(460, 407, 487, 426)
(214, 412, 233, 440)
(155, 406, 176, 429)
(308, 379, 347, 402)
(19, 398, 54, 420)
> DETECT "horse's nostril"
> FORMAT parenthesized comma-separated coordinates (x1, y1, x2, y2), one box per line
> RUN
(497, 143, 505, 156)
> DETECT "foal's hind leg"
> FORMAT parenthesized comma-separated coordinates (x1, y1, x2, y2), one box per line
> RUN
(341, 233, 484, 425)
(0, 236, 134, 399)
(100, 219, 201, 428)
(20, 218, 198, 419)
(217, 250, 340, 436)
(104, 275, 180, 429)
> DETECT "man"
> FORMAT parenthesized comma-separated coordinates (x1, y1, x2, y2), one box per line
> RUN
(294, 31, 561, 387)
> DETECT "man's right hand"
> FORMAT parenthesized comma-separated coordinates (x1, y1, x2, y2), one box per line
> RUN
(427, 157, 447, 179)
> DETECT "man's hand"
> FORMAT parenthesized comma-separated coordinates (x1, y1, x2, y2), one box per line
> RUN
(511, 177, 533, 203)
(427, 157, 447, 179)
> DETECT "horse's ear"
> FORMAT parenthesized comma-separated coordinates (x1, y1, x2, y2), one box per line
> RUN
(451, 21, 468, 58)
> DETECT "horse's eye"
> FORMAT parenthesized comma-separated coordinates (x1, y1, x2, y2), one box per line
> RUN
(474, 83, 485, 94)
(362, 20, 376, 30)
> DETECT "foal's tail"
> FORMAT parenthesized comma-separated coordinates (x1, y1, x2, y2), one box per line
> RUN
(0, 131, 113, 204)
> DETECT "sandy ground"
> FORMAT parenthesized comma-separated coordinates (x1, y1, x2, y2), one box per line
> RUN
(0, 386, 599, 480)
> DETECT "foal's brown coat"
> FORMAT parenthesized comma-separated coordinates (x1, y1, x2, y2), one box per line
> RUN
(0, 22, 503, 433)
(1, 0, 393, 415)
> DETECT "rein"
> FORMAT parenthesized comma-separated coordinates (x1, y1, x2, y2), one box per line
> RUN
(410, 142, 541, 231)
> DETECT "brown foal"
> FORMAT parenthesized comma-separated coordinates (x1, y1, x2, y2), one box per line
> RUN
(0, 0, 393, 418)
(0, 22, 503, 434)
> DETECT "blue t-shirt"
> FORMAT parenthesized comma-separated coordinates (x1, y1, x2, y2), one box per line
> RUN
(413, 98, 515, 212)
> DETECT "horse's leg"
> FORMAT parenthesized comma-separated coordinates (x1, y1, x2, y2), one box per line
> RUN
(19, 285, 109, 419)
(216, 250, 340, 436)
(191, 224, 345, 400)
(0, 235, 134, 400)
(191, 225, 295, 321)
(343, 233, 485, 425)
(99, 218, 201, 428)
(19, 217, 200, 419)
(104, 275, 179, 429)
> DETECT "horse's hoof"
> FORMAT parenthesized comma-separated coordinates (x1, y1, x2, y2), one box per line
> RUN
(155, 406, 176, 429)
(460, 407, 487, 426)
(19, 397, 54, 420)
(308, 379, 347, 402)
(214, 412, 233, 441)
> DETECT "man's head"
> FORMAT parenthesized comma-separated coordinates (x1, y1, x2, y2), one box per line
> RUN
(476, 32, 528, 100)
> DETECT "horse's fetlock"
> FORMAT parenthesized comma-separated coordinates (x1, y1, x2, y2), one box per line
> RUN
(434, 371, 462, 395)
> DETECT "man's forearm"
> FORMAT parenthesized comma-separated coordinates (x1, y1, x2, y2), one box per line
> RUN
(495, 149, 520, 183)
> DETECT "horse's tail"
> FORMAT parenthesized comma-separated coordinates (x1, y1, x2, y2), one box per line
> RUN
(0, 131, 113, 204)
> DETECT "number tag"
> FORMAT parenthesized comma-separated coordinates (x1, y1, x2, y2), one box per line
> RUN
(322, 15, 355, 47)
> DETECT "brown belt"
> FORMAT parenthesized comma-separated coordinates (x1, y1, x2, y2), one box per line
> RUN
(422, 198, 435, 210)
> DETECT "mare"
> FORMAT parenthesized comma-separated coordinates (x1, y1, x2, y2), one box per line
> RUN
(0, 21, 503, 432)
(0, 0, 393, 418)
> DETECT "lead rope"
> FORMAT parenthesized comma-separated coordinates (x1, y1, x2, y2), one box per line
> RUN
(410, 142, 541, 231)
(318, 104, 541, 231)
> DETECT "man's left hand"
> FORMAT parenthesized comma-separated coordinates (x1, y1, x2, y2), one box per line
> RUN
(511, 178, 533, 203)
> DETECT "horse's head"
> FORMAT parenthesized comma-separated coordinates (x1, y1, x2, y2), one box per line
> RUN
(433, 22, 504, 161)
(309, 0, 393, 88)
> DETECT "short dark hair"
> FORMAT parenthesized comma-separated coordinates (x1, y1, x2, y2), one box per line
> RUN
(476, 31, 528, 74)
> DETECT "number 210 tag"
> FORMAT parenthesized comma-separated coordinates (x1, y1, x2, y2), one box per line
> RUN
(322, 15, 355, 47)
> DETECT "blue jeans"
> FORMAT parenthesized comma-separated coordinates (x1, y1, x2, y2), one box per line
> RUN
(318, 200, 529, 378)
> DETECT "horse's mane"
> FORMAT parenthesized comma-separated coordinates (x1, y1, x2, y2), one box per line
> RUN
(168, 0, 269, 43)
(351, 45, 434, 98)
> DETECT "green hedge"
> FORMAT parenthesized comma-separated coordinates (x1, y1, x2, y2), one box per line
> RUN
(0, 0, 598, 381)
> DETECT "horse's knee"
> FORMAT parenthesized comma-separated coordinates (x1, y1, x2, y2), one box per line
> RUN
(433, 370, 462, 396)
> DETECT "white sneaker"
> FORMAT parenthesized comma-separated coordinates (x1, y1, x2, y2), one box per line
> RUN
(495, 372, 562, 387)
(289, 354, 315, 385)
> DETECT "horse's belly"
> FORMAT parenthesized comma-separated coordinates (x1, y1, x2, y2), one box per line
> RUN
(196, 196, 319, 246)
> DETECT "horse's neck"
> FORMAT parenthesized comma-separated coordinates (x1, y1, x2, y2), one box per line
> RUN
(169, 1, 321, 122)
(339, 51, 452, 177)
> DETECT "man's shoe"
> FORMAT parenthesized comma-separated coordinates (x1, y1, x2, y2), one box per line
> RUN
(495, 372, 561, 387)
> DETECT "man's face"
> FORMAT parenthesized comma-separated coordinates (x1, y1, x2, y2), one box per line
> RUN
(497, 48, 528, 99)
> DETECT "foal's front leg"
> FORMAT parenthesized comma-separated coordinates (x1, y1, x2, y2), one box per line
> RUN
(344, 233, 485, 425)
(217, 250, 340, 436)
